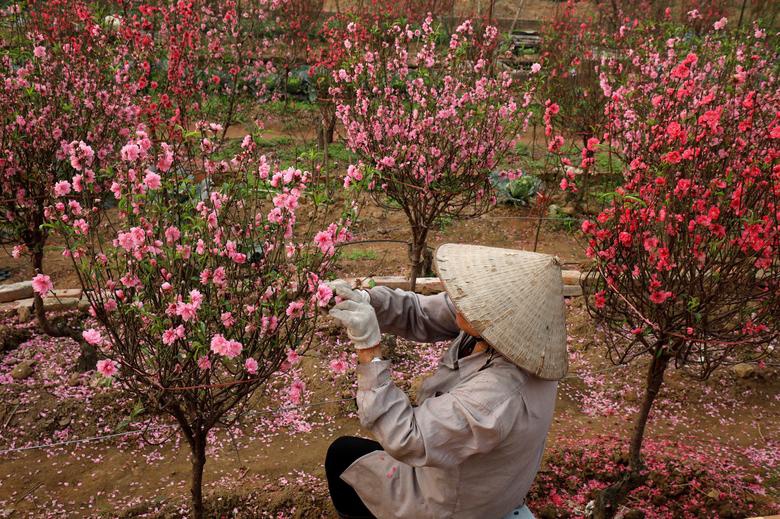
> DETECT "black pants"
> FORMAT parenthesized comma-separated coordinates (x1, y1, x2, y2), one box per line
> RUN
(325, 436, 383, 519)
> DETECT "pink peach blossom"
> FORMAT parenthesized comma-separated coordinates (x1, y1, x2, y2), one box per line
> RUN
(96, 359, 118, 377)
(31, 274, 54, 295)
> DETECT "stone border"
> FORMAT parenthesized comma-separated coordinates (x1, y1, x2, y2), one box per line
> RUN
(347, 270, 586, 297)
(0, 270, 587, 321)
(0, 288, 88, 322)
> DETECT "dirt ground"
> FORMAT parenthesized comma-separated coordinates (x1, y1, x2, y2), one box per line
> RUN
(0, 295, 777, 517)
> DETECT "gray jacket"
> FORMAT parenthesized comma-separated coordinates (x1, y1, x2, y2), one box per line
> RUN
(341, 287, 558, 519)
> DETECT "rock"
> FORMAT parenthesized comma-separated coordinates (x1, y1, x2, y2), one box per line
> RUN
(58, 416, 72, 428)
(561, 270, 582, 286)
(547, 204, 560, 217)
(11, 360, 35, 380)
(0, 325, 32, 353)
(41, 296, 80, 312)
(732, 363, 755, 379)
(0, 280, 33, 303)
(17, 301, 32, 323)
(650, 494, 666, 506)
(0, 301, 20, 316)
(536, 504, 559, 519)
(51, 288, 82, 299)
(408, 375, 427, 405)
(78, 297, 91, 312)
(563, 284, 583, 297)
(623, 390, 638, 403)
(717, 503, 738, 518)
(581, 203, 600, 215)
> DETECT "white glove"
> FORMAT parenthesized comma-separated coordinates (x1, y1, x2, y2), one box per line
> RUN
(328, 282, 380, 349)
(327, 279, 371, 304)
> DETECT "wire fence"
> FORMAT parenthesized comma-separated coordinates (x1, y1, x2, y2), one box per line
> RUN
(0, 397, 354, 457)
(0, 360, 639, 457)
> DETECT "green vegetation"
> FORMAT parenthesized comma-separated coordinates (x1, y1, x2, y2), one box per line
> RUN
(434, 214, 455, 231)
(593, 145, 625, 174)
(342, 248, 379, 261)
(255, 135, 294, 148)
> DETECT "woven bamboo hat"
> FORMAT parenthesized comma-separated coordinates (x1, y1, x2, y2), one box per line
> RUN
(434, 244, 568, 380)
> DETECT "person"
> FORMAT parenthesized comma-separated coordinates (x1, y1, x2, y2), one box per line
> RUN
(324, 244, 568, 519)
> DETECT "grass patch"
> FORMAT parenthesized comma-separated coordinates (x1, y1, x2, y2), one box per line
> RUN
(255, 135, 294, 147)
(594, 145, 625, 174)
(342, 249, 379, 261)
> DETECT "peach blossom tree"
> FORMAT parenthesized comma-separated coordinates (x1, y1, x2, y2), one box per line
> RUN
(564, 22, 780, 515)
(333, 17, 532, 289)
(51, 129, 350, 518)
(0, 0, 138, 336)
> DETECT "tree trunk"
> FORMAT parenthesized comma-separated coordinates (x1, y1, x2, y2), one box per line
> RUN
(31, 239, 95, 370)
(75, 342, 99, 372)
(190, 432, 208, 519)
(407, 230, 429, 293)
(317, 119, 325, 150)
(594, 351, 670, 518)
(31, 247, 60, 337)
(629, 352, 670, 471)
(325, 110, 336, 145)
(533, 210, 544, 252)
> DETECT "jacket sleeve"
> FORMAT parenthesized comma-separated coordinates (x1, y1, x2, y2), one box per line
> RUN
(355, 361, 519, 468)
(367, 286, 460, 343)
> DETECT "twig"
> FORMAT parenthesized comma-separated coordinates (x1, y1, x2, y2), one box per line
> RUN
(228, 428, 243, 465)
(14, 481, 43, 505)
(756, 422, 767, 444)
(3, 403, 21, 429)
(0, 430, 142, 456)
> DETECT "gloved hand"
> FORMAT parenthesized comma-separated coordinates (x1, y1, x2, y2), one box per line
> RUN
(327, 279, 370, 304)
(328, 281, 380, 349)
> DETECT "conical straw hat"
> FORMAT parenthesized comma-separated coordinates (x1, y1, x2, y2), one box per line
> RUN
(434, 244, 568, 380)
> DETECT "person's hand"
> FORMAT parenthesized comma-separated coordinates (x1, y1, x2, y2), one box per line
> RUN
(328, 282, 380, 350)
(327, 279, 370, 304)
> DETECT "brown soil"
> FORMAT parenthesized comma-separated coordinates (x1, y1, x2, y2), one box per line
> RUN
(0, 300, 777, 517)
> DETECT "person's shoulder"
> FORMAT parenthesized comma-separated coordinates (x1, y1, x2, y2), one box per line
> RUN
(452, 364, 526, 413)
